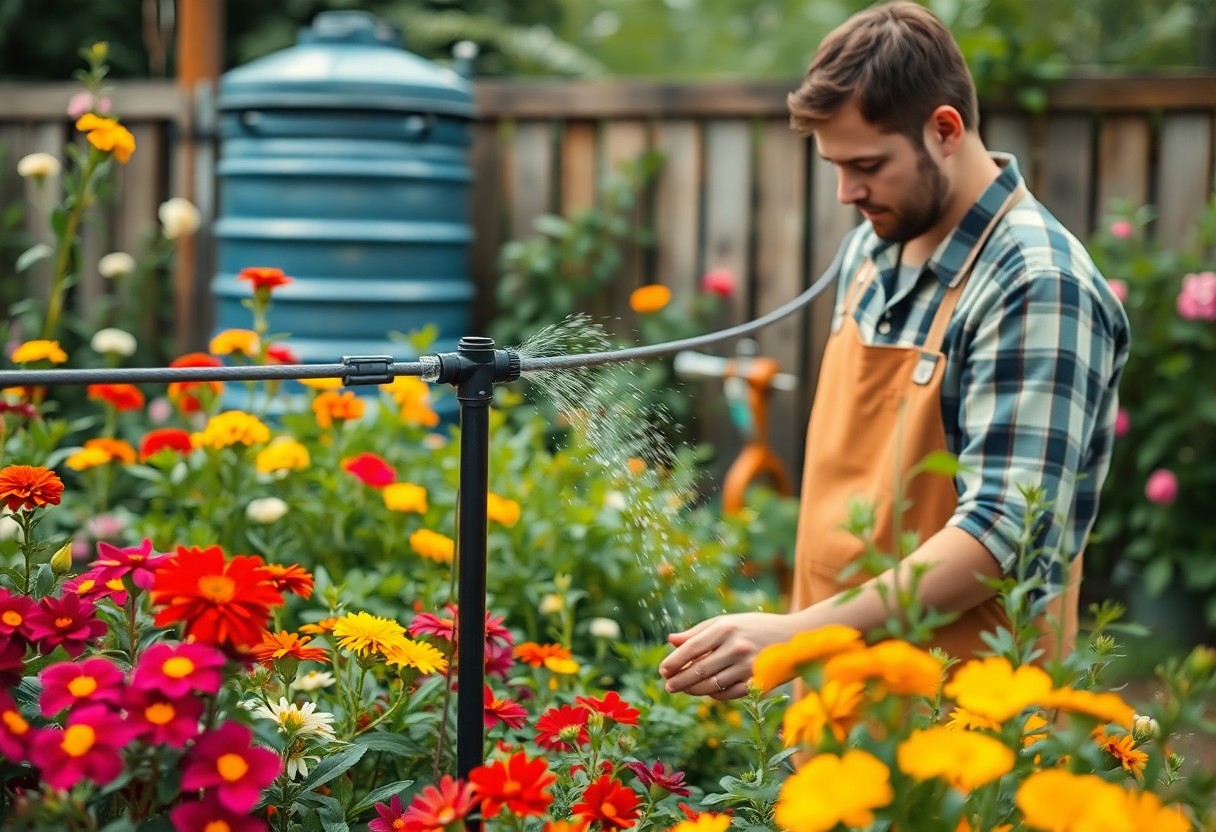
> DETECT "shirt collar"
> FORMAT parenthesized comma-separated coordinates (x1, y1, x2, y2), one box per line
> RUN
(867, 152, 1023, 286)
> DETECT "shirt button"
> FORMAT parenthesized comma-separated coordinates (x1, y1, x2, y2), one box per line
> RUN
(877, 321, 892, 335)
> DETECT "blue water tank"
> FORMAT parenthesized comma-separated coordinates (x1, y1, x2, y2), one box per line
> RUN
(211, 11, 475, 402)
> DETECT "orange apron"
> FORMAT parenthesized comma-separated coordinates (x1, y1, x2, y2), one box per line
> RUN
(791, 187, 1081, 663)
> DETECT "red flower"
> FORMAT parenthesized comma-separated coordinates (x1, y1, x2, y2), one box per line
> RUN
(0, 687, 35, 760)
(401, 774, 479, 831)
(39, 657, 125, 716)
(469, 751, 555, 818)
(24, 593, 107, 657)
(535, 704, 591, 750)
(261, 563, 314, 599)
(342, 452, 396, 488)
(181, 722, 281, 812)
(150, 546, 283, 650)
(238, 266, 293, 292)
(0, 588, 34, 637)
(28, 704, 138, 790)
(265, 343, 299, 365)
(167, 352, 223, 414)
(571, 775, 641, 830)
(368, 794, 406, 832)
(699, 267, 736, 298)
(484, 686, 528, 730)
(125, 686, 204, 748)
(132, 641, 226, 697)
(0, 464, 63, 512)
(87, 383, 145, 411)
(624, 759, 691, 797)
(92, 538, 168, 591)
(576, 691, 640, 726)
(139, 427, 195, 461)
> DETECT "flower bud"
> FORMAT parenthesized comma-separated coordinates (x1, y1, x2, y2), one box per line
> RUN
(557, 724, 583, 744)
(158, 197, 201, 240)
(539, 593, 564, 615)
(1091, 634, 1117, 656)
(97, 252, 136, 279)
(585, 711, 605, 734)
(17, 152, 60, 180)
(1131, 714, 1160, 742)
(49, 540, 74, 575)
(589, 617, 621, 640)
(90, 327, 137, 357)
(246, 497, 289, 524)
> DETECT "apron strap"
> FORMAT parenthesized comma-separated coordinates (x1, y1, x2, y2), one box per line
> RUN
(841, 259, 879, 318)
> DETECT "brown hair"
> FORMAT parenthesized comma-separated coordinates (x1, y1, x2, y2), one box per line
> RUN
(788, 1, 979, 142)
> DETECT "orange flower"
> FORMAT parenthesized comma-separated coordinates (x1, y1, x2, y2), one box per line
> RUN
(87, 438, 137, 464)
(86, 383, 144, 411)
(261, 563, 314, 599)
(238, 267, 293, 292)
(514, 642, 573, 668)
(1041, 687, 1135, 728)
(252, 630, 329, 666)
(299, 617, 339, 635)
(823, 639, 943, 698)
(629, 284, 672, 313)
(0, 465, 64, 512)
(487, 493, 521, 526)
(782, 679, 864, 747)
(299, 377, 344, 391)
(67, 438, 137, 470)
(312, 390, 365, 429)
(167, 352, 224, 414)
(753, 625, 864, 692)
(76, 113, 135, 163)
(626, 457, 646, 475)
(1095, 730, 1148, 778)
(410, 529, 455, 564)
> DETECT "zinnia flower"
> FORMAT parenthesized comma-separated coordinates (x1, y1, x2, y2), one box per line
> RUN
(410, 529, 455, 564)
(943, 656, 1054, 722)
(90, 327, 137, 357)
(76, 113, 135, 163)
(0, 588, 34, 636)
(86, 383, 144, 411)
(245, 496, 288, 524)
(132, 641, 226, 697)
(515, 642, 573, 668)
(0, 464, 64, 513)
(0, 688, 35, 759)
(150, 546, 283, 650)
(170, 797, 266, 832)
(265, 343, 300, 364)
(209, 328, 260, 357)
(313, 390, 365, 428)
(469, 751, 556, 818)
(39, 657, 125, 716)
(401, 774, 479, 831)
(897, 726, 1015, 792)
(125, 687, 204, 748)
(484, 686, 528, 729)
(261, 563, 314, 599)
(369, 794, 407, 832)
(629, 284, 672, 313)
(192, 410, 271, 450)
(342, 452, 395, 488)
(700, 267, 735, 297)
(24, 593, 107, 657)
(384, 482, 428, 513)
(332, 611, 409, 657)
(752, 624, 863, 691)
(1177, 270, 1216, 321)
(383, 638, 449, 675)
(238, 266, 293, 292)
(624, 759, 691, 797)
(181, 722, 282, 812)
(91, 538, 167, 590)
(28, 704, 138, 790)
(167, 352, 224, 413)
(1144, 468, 1179, 505)
(10, 339, 68, 364)
(536, 704, 591, 750)
(139, 427, 195, 461)
(575, 690, 640, 726)
(571, 774, 641, 830)
(774, 750, 893, 832)
(252, 630, 329, 666)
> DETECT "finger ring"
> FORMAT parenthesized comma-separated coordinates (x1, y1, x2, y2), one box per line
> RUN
(714, 675, 727, 692)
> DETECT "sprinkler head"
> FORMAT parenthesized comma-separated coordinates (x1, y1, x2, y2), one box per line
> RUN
(422, 345, 521, 386)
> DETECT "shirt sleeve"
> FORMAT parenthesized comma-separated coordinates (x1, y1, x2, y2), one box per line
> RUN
(947, 268, 1121, 595)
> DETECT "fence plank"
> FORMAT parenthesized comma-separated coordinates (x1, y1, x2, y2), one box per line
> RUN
(754, 121, 808, 479)
(469, 121, 504, 331)
(1040, 115, 1094, 237)
(560, 121, 598, 216)
(508, 122, 554, 243)
(985, 113, 1036, 188)
(1155, 112, 1214, 247)
(600, 120, 650, 331)
(114, 123, 165, 341)
(653, 120, 702, 299)
(701, 121, 752, 326)
(1096, 115, 1151, 218)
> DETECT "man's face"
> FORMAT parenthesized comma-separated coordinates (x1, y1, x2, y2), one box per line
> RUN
(814, 103, 949, 243)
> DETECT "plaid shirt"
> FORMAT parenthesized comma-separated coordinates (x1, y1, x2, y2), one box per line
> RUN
(831, 154, 1131, 598)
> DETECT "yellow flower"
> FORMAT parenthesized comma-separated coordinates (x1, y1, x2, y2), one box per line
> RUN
(774, 750, 892, 832)
(823, 639, 943, 698)
(1015, 770, 1132, 832)
(383, 638, 448, 675)
(897, 726, 1015, 792)
(384, 482, 427, 513)
(65, 438, 138, 471)
(10, 339, 68, 364)
(331, 611, 408, 657)
(380, 375, 429, 407)
(255, 438, 311, 474)
(1041, 687, 1135, 728)
(957, 820, 1012, 832)
(300, 377, 344, 391)
(782, 679, 864, 747)
(1094, 730, 1148, 779)
(75, 113, 135, 163)
(944, 656, 1054, 722)
(1122, 790, 1191, 832)
(487, 492, 521, 526)
(209, 328, 260, 357)
(65, 446, 112, 471)
(543, 656, 580, 675)
(192, 410, 271, 449)
(752, 624, 863, 692)
(946, 707, 1002, 732)
(629, 284, 672, 313)
(1022, 713, 1049, 746)
(410, 529, 455, 564)
(312, 390, 366, 429)
(668, 815, 731, 832)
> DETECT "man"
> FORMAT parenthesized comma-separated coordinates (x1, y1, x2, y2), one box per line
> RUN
(660, 0, 1130, 699)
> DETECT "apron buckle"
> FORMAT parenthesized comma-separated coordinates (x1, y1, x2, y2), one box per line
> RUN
(912, 353, 939, 385)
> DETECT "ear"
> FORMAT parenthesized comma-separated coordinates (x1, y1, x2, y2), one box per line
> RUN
(925, 105, 965, 156)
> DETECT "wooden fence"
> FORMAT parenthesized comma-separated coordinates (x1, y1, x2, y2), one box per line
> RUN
(2, 76, 1215, 478)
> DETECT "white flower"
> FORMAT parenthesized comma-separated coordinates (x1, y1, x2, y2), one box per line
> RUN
(17, 152, 60, 179)
(252, 697, 337, 740)
(1132, 713, 1160, 741)
(98, 252, 137, 279)
(286, 752, 321, 780)
(588, 617, 621, 640)
(90, 327, 137, 357)
(604, 490, 628, 511)
(539, 593, 564, 615)
(246, 496, 289, 524)
(158, 197, 200, 240)
(290, 670, 337, 692)
(0, 514, 22, 542)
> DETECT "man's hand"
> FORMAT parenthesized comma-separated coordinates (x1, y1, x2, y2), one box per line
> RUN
(659, 612, 796, 700)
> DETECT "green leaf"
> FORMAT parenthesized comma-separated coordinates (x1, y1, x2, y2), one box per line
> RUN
(1143, 558, 1174, 597)
(911, 450, 969, 478)
(297, 744, 367, 792)
(349, 731, 417, 756)
(15, 243, 52, 273)
(301, 793, 349, 832)
(31, 564, 54, 597)
(350, 779, 415, 815)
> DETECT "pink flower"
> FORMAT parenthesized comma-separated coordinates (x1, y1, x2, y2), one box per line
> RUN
(1177, 271, 1216, 321)
(1114, 409, 1131, 438)
(170, 797, 268, 832)
(132, 641, 226, 697)
(181, 722, 281, 812)
(486, 641, 514, 678)
(1110, 219, 1134, 239)
(0, 588, 34, 637)
(64, 569, 130, 606)
(1107, 279, 1128, 305)
(700, 267, 736, 298)
(91, 537, 168, 590)
(125, 687, 204, 747)
(28, 704, 137, 790)
(1145, 469, 1179, 505)
(85, 513, 127, 540)
(39, 657, 125, 716)
(24, 594, 107, 657)
(342, 452, 396, 488)
(369, 794, 407, 832)
(66, 92, 112, 120)
(625, 759, 691, 797)
(0, 636, 26, 687)
(147, 396, 174, 424)
(0, 688, 36, 760)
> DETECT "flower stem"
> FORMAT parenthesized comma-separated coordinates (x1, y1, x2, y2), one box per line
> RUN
(43, 151, 101, 340)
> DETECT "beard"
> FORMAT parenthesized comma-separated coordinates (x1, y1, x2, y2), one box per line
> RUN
(864, 149, 948, 243)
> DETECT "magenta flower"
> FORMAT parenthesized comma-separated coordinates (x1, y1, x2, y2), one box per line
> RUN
(0, 588, 34, 637)
(40, 657, 125, 716)
(181, 722, 281, 812)
(1145, 469, 1179, 505)
(1114, 408, 1131, 438)
(1107, 278, 1128, 305)
(0, 636, 26, 686)
(625, 759, 691, 797)
(125, 687, 204, 748)
(0, 688, 37, 760)
(63, 569, 129, 607)
(1177, 271, 1216, 321)
(486, 641, 515, 678)
(1109, 219, 1134, 239)
(91, 538, 168, 590)
(368, 794, 406, 832)
(28, 704, 137, 790)
(170, 797, 268, 832)
(132, 641, 226, 697)
(24, 594, 106, 657)
(700, 267, 736, 298)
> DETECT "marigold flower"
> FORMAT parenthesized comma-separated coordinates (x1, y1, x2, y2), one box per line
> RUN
(946, 706, 1002, 732)
(1041, 687, 1135, 728)
(39, 657, 125, 716)
(410, 528, 455, 564)
(238, 266, 293, 292)
(332, 611, 409, 657)
(1121, 789, 1192, 832)
(629, 284, 672, 313)
(209, 328, 260, 357)
(255, 437, 310, 473)
(86, 383, 144, 411)
(24, 593, 106, 658)
(668, 815, 730, 832)
(774, 749, 893, 832)
(0, 588, 34, 636)
(313, 389, 366, 428)
(76, 438, 137, 467)
(192, 410, 271, 450)
(624, 759, 691, 797)
(125, 687, 204, 748)
(342, 451, 396, 488)
(167, 352, 224, 413)
(823, 639, 943, 698)
(0, 464, 64, 512)
(1094, 730, 1148, 778)
(536, 704, 591, 750)
(384, 482, 428, 513)
(132, 641, 226, 697)
(897, 726, 1015, 792)
(1015, 769, 1130, 832)
(383, 637, 449, 675)
(380, 375, 429, 406)
(753, 625, 864, 692)
(76, 113, 135, 163)
(252, 630, 329, 666)
(575, 690, 640, 726)
(572, 774, 641, 830)
(65, 446, 112, 471)
(943, 656, 1053, 723)
(139, 427, 195, 461)
(261, 563, 314, 599)
(401, 774, 479, 831)
(10, 339, 68, 364)
(0, 688, 34, 760)
(150, 546, 283, 650)
(300, 376, 344, 391)
(484, 686, 528, 729)
(401, 397, 440, 428)
(181, 722, 282, 812)
(92, 537, 166, 590)
(28, 704, 137, 790)
(487, 492, 521, 526)
(782, 678, 864, 747)
(469, 750, 556, 818)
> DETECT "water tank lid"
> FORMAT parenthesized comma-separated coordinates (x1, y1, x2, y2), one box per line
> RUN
(218, 11, 474, 117)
